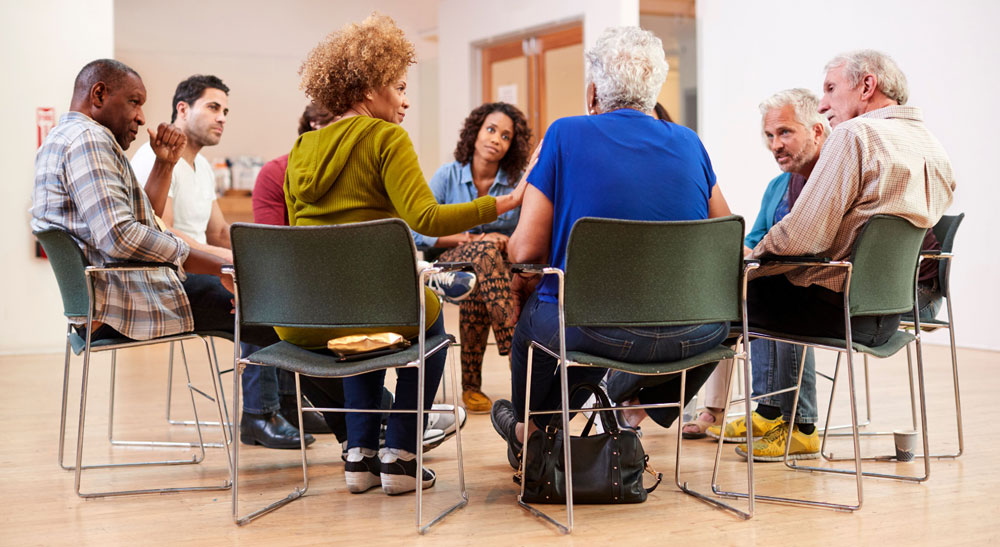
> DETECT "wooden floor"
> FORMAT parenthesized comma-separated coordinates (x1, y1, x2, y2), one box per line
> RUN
(2, 304, 998, 545)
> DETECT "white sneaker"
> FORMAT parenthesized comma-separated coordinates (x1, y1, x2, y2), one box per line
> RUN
(344, 447, 380, 493)
(425, 404, 467, 450)
(380, 448, 435, 495)
(425, 270, 477, 303)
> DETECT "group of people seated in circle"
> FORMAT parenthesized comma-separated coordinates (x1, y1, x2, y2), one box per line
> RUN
(31, 11, 954, 498)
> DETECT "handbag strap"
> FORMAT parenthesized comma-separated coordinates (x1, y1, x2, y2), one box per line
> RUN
(569, 382, 621, 436)
(644, 454, 663, 494)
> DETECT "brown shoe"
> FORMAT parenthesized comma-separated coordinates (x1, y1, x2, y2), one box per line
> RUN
(462, 388, 492, 414)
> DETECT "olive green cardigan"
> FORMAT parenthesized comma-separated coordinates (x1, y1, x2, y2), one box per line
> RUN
(278, 116, 498, 348)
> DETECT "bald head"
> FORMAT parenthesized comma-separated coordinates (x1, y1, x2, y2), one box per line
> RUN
(70, 59, 147, 150)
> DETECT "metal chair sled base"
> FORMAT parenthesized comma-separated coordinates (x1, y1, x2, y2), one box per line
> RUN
(61, 329, 233, 497)
(165, 339, 234, 432)
(231, 335, 468, 533)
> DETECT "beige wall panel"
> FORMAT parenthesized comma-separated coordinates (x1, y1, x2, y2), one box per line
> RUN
(542, 43, 584, 137)
(490, 57, 529, 115)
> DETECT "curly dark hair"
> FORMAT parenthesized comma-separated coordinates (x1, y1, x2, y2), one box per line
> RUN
(297, 102, 335, 135)
(299, 13, 415, 116)
(453, 102, 532, 177)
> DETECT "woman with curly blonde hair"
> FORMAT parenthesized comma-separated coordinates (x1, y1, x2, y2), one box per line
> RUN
(412, 102, 533, 414)
(282, 14, 526, 496)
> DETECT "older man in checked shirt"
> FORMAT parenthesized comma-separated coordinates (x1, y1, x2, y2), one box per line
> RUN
(737, 50, 956, 462)
(30, 59, 312, 450)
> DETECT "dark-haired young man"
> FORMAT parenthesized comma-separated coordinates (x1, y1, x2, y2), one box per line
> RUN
(130, 75, 316, 450)
(131, 75, 231, 258)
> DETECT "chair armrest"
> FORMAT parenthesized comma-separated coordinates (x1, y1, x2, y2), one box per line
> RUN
(221, 265, 235, 277)
(756, 255, 831, 265)
(88, 261, 178, 273)
(433, 261, 474, 273)
(919, 250, 952, 261)
(510, 263, 550, 275)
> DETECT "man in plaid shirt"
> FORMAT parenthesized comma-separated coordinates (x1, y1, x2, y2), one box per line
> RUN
(737, 50, 956, 461)
(31, 59, 312, 450)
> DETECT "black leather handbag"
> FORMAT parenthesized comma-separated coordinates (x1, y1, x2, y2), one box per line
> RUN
(519, 383, 661, 504)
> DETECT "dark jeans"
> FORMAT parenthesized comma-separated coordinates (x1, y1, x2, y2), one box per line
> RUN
(181, 273, 280, 415)
(747, 275, 901, 425)
(342, 313, 447, 454)
(511, 292, 729, 428)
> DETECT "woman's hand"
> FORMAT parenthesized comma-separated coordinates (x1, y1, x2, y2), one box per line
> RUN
(495, 138, 543, 215)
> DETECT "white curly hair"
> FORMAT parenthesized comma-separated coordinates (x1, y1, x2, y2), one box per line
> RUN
(585, 26, 668, 113)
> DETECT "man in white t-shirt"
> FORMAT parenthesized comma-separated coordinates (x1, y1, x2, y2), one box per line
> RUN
(131, 75, 231, 260)
(131, 75, 314, 450)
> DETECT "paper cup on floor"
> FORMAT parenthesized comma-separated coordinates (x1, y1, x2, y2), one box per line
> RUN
(893, 429, 917, 462)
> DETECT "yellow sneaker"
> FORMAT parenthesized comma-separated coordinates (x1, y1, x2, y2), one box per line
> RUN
(706, 411, 784, 443)
(734, 422, 820, 462)
(462, 389, 492, 414)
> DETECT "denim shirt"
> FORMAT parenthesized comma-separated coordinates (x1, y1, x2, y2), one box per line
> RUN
(411, 160, 521, 249)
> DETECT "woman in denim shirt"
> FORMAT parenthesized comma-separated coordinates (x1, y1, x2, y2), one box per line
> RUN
(413, 102, 533, 413)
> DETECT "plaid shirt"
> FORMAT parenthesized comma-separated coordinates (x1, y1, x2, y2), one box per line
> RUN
(750, 106, 955, 292)
(31, 112, 194, 340)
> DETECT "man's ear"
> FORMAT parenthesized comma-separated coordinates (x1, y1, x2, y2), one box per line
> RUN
(90, 82, 108, 107)
(176, 101, 190, 120)
(812, 122, 825, 142)
(860, 73, 878, 101)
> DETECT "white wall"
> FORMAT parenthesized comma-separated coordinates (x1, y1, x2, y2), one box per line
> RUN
(437, 0, 639, 165)
(114, 0, 440, 165)
(0, 0, 114, 354)
(698, 0, 1000, 350)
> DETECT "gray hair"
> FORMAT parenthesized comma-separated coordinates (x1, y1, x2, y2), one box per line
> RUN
(824, 49, 908, 105)
(759, 88, 831, 146)
(584, 26, 668, 113)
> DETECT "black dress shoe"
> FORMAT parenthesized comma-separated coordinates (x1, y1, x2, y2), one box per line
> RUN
(279, 394, 333, 435)
(240, 411, 315, 449)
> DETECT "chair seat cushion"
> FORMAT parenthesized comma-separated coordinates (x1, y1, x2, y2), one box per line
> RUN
(566, 344, 735, 375)
(749, 328, 916, 358)
(244, 333, 455, 377)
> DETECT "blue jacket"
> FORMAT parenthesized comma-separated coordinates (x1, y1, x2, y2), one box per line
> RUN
(745, 172, 790, 248)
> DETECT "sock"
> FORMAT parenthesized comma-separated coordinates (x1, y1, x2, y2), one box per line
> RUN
(797, 423, 815, 435)
(346, 446, 376, 461)
(755, 404, 781, 420)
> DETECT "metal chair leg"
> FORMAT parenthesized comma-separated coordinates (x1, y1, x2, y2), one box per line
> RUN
(167, 339, 233, 429)
(74, 333, 229, 497)
(682, 337, 755, 519)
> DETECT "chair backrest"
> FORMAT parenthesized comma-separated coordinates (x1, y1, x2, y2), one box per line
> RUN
(230, 219, 421, 329)
(563, 216, 745, 327)
(847, 215, 927, 316)
(34, 228, 91, 319)
(931, 213, 964, 290)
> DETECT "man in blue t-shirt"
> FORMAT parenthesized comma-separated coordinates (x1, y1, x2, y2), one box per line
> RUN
(488, 26, 734, 469)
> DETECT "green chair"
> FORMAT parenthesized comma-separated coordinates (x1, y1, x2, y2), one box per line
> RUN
(513, 216, 754, 533)
(34, 228, 232, 498)
(898, 213, 965, 458)
(713, 214, 930, 512)
(227, 219, 468, 532)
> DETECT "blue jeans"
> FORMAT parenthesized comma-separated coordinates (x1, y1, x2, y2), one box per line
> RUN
(343, 314, 447, 454)
(239, 343, 279, 415)
(751, 340, 816, 424)
(903, 279, 943, 322)
(511, 292, 729, 428)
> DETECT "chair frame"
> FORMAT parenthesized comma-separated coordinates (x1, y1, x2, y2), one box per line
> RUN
(226, 221, 468, 532)
(37, 227, 232, 498)
(511, 216, 755, 533)
(711, 215, 931, 512)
